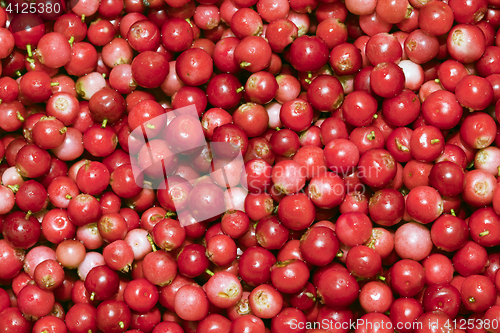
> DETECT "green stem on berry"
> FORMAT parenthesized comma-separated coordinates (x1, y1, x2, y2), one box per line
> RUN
(7, 185, 19, 193)
(165, 211, 176, 219)
(305, 292, 316, 302)
(147, 234, 157, 252)
(17, 111, 25, 122)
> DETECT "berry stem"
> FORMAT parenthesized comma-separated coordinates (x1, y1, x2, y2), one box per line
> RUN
(480, 230, 490, 237)
(17, 111, 25, 122)
(147, 234, 157, 252)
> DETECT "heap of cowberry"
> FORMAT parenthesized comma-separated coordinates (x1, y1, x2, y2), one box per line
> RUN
(1, 0, 500, 332)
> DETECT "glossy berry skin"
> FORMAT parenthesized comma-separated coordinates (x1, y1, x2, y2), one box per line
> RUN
(230, 315, 266, 332)
(342, 91, 378, 127)
(307, 75, 344, 112)
(455, 75, 494, 111)
(16, 144, 51, 179)
(177, 244, 210, 278)
(316, 267, 359, 309)
(174, 284, 209, 321)
(238, 246, 277, 287)
(32, 116, 66, 150)
(410, 125, 445, 163)
(248, 284, 283, 319)
(204, 271, 242, 309)
(461, 275, 496, 312)
(123, 278, 159, 313)
(460, 112, 497, 149)
(299, 226, 339, 267)
(359, 281, 393, 313)
(422, 283, 461, 318)
(2, 211, 41, 250)
(131, 51, 169, 89)
(270, 259, 310, 294)
(76, 161, 111, 196)
(206, 74, 244, 110)
(431, 214, 469, 252)
(346, 245, 382, 279)
(175, 48, 213, 86)
(358, 148, 398, 189)
(84, 265, 120, 301)
(17, 284, 55, 320)
(289, 36, 330, 72)
(468, 207, 500, 248)
(278, 193, 315, 231)
(421, 90, 463, 129)
(390, 259, 425, 297)
(370, 62, 405, 98)
(255, 215, 289, 250)
(96, 300, 132, 333)
(368, 188, 404, 227)
(406, 186, 444, 224)
(428, 161, 465, 197)
(389, 298, 423, 333)
(0, 241, 26, 281)
(0, 308, 31, 333)
(234, 36, 272, 73)
(280, 98, 314, 132)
